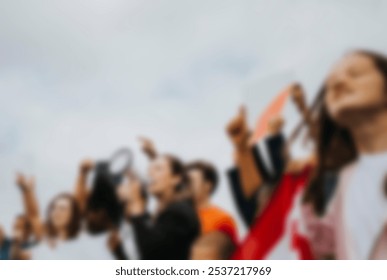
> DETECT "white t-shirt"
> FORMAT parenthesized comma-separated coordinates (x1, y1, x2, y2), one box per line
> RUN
(119, 223, 140, 260)
(343, 152, 387, 259)
(31, 231, 113, 260)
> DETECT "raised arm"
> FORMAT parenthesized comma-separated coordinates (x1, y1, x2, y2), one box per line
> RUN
(108, 229, 129, 260)
(138, 136, 158, 160)
(74, 159, 94, 214)
(226, 167, 258, 226)
(289, 83, 317, 143)
(16, 173, 44, 241)
(291, 84, 310, 122)
(226, 106, 263, 198)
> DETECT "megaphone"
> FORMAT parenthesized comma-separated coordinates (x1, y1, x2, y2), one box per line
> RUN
(86, 148, 133, 234)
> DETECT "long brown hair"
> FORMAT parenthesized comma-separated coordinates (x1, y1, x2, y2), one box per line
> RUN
(302, 50, 387, 215)
(162, 154, 194, 202)
(46, 193, 81, 239)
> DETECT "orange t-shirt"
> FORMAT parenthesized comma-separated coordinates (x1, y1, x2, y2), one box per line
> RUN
(198, 205, 238, 244)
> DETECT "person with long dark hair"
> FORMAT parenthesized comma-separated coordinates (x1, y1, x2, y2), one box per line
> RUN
(15, 173, 82, 259)
(123, 154, 200, 260)
(305, 50, 387, 259)
(231, 50, 387, 259)
(107, 170, 148, 260)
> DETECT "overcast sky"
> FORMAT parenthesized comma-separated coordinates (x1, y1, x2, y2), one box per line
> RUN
(1, 0, 387, 240)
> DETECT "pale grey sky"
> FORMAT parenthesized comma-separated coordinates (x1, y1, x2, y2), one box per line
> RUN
(1, 0, 387, 240)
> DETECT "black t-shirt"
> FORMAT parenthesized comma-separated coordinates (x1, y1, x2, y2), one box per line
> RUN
(130, 199, 200, 260)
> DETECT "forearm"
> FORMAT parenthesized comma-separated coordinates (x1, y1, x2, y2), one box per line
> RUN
(23, 189, 40, 221)
(112, 244, 129, 260)
(74, 172, 89, 213)
(22, 190, 43, 240)
(235, 147, 263, 198)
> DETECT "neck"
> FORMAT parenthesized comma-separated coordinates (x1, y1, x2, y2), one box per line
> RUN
(348, 110, 387, 154)
(56, 229, 68, 241)
(156, 188, 175, 211)
(197, 197, 211, 209)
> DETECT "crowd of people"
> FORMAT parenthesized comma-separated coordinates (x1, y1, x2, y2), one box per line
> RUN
(1, 49, 387, 260)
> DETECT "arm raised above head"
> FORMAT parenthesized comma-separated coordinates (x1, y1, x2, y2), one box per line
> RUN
(138, 136, 158, 160)
(74, 159, 94, 214)
(16, 173, 43, 241)
(226, 106, 263, 198)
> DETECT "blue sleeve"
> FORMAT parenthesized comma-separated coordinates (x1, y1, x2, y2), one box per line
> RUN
(0, 239, 13, 260)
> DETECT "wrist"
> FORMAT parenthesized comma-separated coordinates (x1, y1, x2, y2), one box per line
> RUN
(79, 168, 90, 177)
(128, 200, 145, 216)
(235, 142, 251, 153)
(21, 186, 32, 194)
(146, 151, 157, 160)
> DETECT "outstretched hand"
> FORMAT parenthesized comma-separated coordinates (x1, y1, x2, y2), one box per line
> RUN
(138, 136, 157, 159)
(79, 159, 94, 174)
(16, 173, 35, 193)
(226, 106, 250, 150)
(290, 83, 307, 113)
(267, 115, 284, 135)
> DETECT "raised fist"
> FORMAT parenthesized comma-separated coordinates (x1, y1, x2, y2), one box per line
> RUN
(15, 173, 35, 193)
(79, 159, 94, 174)
(138, 136, 157, 159)
(226, 106, 250, 149)
(290, 83, 307, 112)
(268, 115, 284, 135)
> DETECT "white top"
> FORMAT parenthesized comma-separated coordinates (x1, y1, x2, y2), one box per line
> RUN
(120, 223, 140, 260)
(31, 231, 113, 260)
(343, 152, 387, 259)
(256, 137, 274, 176)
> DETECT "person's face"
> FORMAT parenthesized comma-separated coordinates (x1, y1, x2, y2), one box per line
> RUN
(148, 156, 180, 196)
(49, 197, 73, 232)
(325, 53, 387, 125)
(190, 243, 221, 260)
(188, 169, 210, 204)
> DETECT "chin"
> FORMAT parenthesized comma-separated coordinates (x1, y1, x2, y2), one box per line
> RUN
(149, 185, 159, 195)
(332, 108, 374, 129)
(53, 222, 66, 229)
